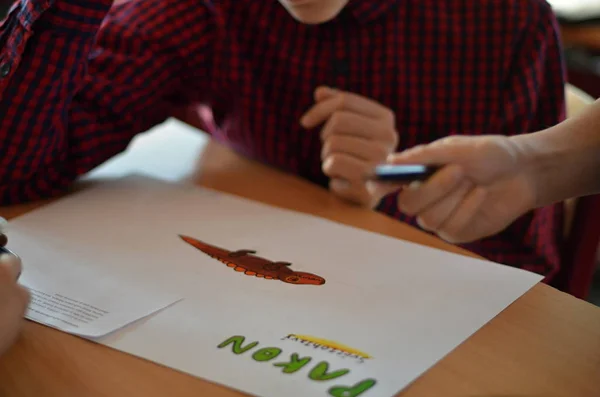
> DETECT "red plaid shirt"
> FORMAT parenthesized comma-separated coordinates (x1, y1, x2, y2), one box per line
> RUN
(0, 0, 566, 279)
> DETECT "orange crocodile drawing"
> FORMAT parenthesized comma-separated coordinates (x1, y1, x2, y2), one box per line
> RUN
(179, 235, 325, 286)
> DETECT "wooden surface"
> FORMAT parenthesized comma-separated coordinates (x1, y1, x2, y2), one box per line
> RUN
(561, 24, 600, 51)
(1, 119, 600, 397)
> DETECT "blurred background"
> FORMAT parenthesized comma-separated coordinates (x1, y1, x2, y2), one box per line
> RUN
(549, 0, 600, 98)
(1, 0, 595, 97)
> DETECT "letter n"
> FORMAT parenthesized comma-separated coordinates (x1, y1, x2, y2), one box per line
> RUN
(217, 335, 258, 354)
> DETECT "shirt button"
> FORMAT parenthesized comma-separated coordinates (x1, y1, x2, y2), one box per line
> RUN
(333, 58, 349, 76)
(0, 62, 11, 78)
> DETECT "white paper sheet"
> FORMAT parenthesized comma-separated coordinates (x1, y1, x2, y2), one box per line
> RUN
(7, 174, 542, 397)
(18, 244, 182, 338)
(7, 209, 182, 339)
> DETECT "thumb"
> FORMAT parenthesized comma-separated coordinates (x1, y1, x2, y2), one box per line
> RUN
(387, 136, 475, 166)
(367, 136, 474, 198)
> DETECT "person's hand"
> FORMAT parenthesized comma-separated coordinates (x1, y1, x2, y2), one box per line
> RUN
(378, 135, 537, 243)
(0, 232, 30, 357)
(301, 86, 398, 207)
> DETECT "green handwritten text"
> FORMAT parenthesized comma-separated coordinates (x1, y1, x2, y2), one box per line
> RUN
(273, 353, 312, 374)
(309, 361, 350, 381)
(252, 347, 282, 362)
(329, 379, 377, 397)
(217, 335, 378, 396)
(217, 335, 258, 354)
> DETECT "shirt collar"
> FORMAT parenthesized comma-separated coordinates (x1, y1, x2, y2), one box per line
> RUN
(347, 0, 398, 24)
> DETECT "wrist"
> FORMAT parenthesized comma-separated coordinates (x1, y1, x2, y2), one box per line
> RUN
(512, 132, 561, 208)
(511, 119, 600, 207)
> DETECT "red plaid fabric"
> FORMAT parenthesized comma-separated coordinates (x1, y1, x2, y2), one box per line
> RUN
(0, 0, 566, 279)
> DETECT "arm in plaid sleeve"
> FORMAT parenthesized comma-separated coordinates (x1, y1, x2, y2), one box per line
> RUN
(0, 0, 212, 204)
(378, 0, 567, 277)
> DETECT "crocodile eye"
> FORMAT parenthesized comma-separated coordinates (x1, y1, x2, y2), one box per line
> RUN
(285, 276, 300, 283)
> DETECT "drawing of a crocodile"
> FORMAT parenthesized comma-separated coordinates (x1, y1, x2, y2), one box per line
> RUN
(179, 235, 325, 286)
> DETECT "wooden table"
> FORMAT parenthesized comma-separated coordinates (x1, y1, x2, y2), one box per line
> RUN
(1, 119, 600, 397)
(561, 24, 600, 52)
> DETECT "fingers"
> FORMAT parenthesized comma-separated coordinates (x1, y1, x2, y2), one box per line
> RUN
(16, 284, 31, 311)
(436, 187, 488, 243)
(329, 178, 372, 205)
(0, 253, 22, 281)
(323, 155, 379, 207)
(304, 87, 399, 209)
(301, 94, 344, 128)
(414, 180, 473, 232)
(0, 281, 30, 356)
(301, 87, 395, 128)
(388, 135, 475, 166)
(324, 89, 394, 120)
(365, 179, 404, 202)
(320, 111, 397, 142)
(0, 218, 22, 281)
(398, 165, 465, 216)
(401, 178, 489, 243)
(0, 231, 22, 281)
(0, 215, 29, 355)
(314, 86, 337, 102)
(322, 153, 370, 182)
(321, 135, 389, 162)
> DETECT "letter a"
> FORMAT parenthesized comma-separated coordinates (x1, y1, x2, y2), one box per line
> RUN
(308, 361, 349, 381)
